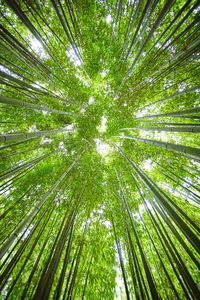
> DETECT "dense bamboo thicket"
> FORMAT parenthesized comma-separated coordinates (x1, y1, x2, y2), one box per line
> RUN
(0, 0, 200, 299)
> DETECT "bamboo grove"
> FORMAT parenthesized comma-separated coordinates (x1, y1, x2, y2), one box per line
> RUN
(0, 0, 199, 299)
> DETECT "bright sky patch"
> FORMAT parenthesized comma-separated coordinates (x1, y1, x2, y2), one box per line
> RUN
(94, 139, 112, 157)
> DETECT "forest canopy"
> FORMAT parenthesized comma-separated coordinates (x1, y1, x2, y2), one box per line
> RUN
(0, 0, 200, 299)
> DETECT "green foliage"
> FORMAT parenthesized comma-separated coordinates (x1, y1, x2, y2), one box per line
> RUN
(0, 0, 199, 299)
